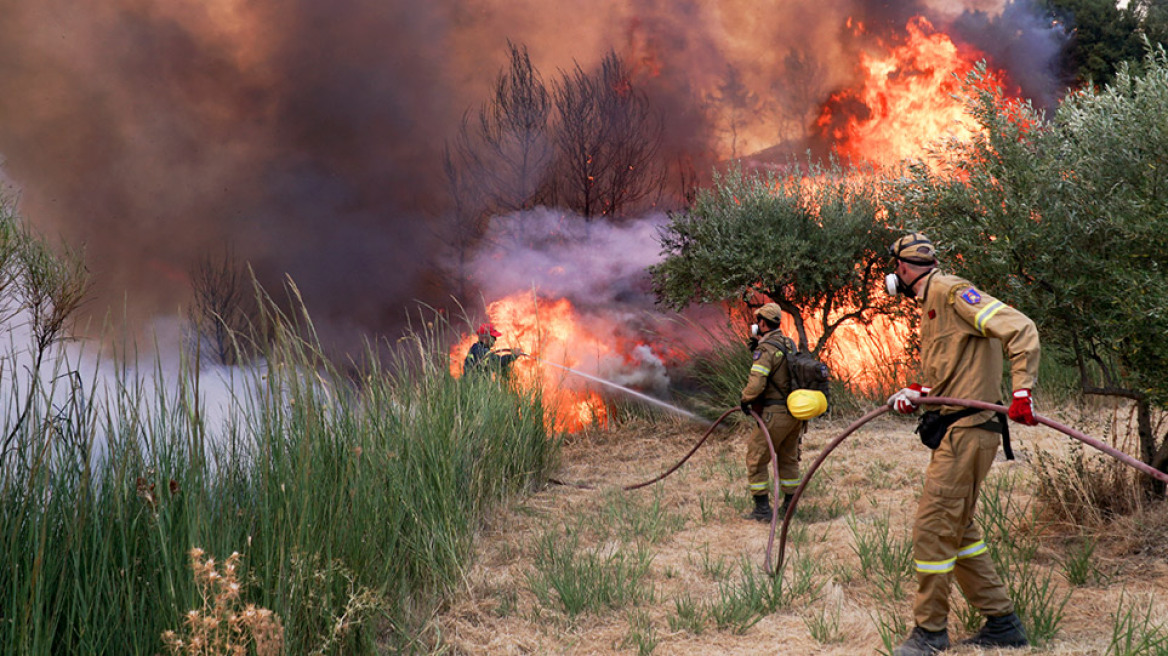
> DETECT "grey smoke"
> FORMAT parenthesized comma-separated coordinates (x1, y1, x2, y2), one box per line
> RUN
(0, 0, 1067, 358)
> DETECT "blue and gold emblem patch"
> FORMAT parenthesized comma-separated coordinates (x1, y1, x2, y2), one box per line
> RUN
(960, 288, 982, 305)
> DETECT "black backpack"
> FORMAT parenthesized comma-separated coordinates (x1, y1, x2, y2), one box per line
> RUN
(772, 339, 832, 402)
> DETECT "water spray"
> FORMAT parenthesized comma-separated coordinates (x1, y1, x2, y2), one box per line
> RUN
(521, 353, 701, 421)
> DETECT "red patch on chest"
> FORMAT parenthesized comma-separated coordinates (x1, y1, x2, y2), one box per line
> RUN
(928, 309, 936, 320)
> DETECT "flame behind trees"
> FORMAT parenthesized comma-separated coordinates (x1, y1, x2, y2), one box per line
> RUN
(650, 163, 902, 357)
(552, 51, 666, 220)
(893, 52, 1168, 489)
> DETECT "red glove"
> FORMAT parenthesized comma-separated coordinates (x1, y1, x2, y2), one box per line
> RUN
(887, 383, 932, 414)
(1008, 389, 1037, 425)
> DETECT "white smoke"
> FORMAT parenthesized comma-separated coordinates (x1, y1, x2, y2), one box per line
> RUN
(472, 207, 667, 307)
(468, 207, 686, 399)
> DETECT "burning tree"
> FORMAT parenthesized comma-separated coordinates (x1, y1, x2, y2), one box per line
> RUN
(893, 52, 1168, 490)
(705, 64, 762, 160)
(552, 50, 665, 219)
(650, 163, 901, 355)
(443, 42, 554, 294)
(771, 49, 826, 144)
(447, 41, 553, 217)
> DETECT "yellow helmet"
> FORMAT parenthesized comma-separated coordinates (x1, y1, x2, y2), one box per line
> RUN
(754, 303, 782, 323)
(888, 232, 936, 265)
(787, 389, 828, 420)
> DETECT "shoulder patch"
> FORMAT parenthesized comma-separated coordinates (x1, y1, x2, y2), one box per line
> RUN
(752, 350, 762, 360)
(960, 288, 982, 305)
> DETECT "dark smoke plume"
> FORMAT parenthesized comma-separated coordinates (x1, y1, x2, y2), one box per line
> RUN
(0, 0, 1064, 354)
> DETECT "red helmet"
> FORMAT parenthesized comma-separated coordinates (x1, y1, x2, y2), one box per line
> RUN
(476, 323, 502, 338)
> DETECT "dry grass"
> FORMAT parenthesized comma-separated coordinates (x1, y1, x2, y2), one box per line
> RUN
(162, 549, 284, 656)
(430, 407, 1168, 655)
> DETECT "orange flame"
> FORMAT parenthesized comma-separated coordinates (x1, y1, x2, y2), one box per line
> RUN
(451, 293, 609, 433)
(815, 17, 1007, 168)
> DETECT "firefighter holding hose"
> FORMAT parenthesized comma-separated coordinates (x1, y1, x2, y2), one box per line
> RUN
(885, 233, 1039, 655)
(740, 303, 808, 521)
(464, 323, 524, 376)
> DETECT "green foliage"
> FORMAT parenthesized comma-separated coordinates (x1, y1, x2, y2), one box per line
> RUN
(621, 609, 659, 655)
(670, 318, 752, 419)
(903, 54, 1168, 405)
(0, 299, 559, 654)
(1059, 534, 1102, 586)
(804, 600, 845, 644)
(597, 487, 688, 545)
(892, 50, 1168, 476)
(977, 473, 1070, 646)
(668, 594, 705, 634)
(526, 526, 654, 617)
(872, 604, 909, 656)
(1044, 0, 1148, 86)
(651, 163, 901, 353)
(1107, 591, 1168, 655)
(846, 512, 914, 600)
(1042, 0, 1168, 87)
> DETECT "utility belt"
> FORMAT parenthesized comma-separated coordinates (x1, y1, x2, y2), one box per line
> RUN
(915, 407, 1014, 460)
(747, 398, 787, 412)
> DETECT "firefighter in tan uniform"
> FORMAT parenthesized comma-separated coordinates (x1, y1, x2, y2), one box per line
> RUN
(740, 303, 806, 521)
(885, 233, 1038, 656)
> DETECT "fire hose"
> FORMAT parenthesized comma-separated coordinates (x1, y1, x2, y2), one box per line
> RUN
(548, 393, 1168, 578)
(771, 396, 1168, 577)
(548, 407, 739, 491)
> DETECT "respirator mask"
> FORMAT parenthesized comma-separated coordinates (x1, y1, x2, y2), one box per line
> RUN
(885, 272, 914, 297)
(750, 324, 760, 337)
(885, 264, 933, 298)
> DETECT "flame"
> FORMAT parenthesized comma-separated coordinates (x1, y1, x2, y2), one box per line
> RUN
(815, 17, 1007, 168)
(451, 293, 609, 433)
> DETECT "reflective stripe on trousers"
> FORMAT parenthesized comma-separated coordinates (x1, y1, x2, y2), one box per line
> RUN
(912, 424, 1013, 631)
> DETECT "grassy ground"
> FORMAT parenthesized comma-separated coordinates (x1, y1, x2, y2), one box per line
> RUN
(430, 405, 1168, 655)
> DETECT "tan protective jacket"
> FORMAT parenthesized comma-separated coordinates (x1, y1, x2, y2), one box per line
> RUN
(919, 270, 1040, 427)
(741, 331, 796, 408)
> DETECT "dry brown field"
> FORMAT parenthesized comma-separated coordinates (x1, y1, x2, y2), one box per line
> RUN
(433, 405, 1168, 655)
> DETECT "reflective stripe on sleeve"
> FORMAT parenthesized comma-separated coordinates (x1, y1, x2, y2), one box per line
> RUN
(956, 540, 988, 559)
(750, 364, 771, 376)
(974, 301, 1005, 335)
(915, 557, 956, 574)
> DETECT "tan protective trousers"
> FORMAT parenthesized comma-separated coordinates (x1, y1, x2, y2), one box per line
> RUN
(745, 407, 805, 497)
(913, 424, 1014, 631)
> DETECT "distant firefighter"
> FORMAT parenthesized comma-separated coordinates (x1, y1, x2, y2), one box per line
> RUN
(739, 303, 809, 522)
(464, 323, 524, 376)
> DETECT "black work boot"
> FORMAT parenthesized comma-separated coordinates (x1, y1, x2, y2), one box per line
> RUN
(742, 494, 772, 521)
(961, 612, 1029, 648)
(780, 493, 794, 516)
(893, 626, 950, 656)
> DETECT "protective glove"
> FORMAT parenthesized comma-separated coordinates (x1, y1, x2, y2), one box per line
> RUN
(1007, 388, 1037, 425)
(740, 401, 753, 417)
(887, 383, 931, 414)
(747, 337, 759, 352)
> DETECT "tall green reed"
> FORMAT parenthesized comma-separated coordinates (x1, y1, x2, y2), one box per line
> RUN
(1, 299, 559, 654)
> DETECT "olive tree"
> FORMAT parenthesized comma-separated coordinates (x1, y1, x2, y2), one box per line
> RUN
(892, 51, 1168, 485)
(650, 163, 901, 354)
